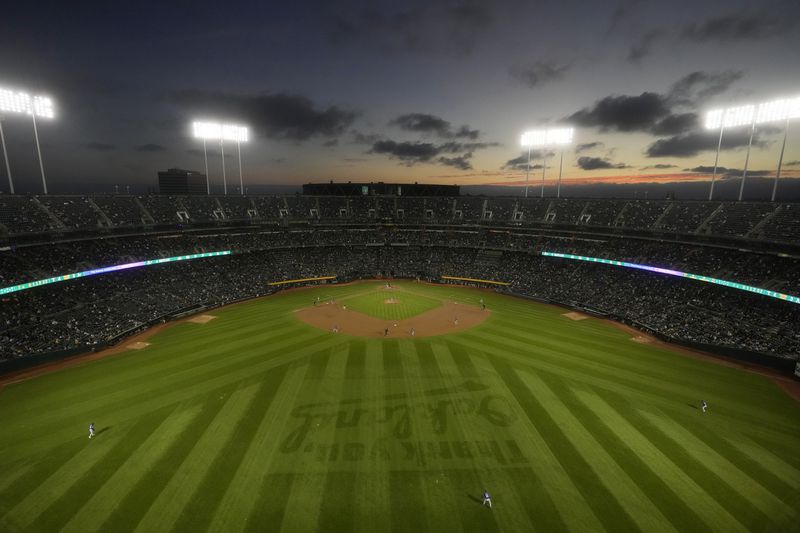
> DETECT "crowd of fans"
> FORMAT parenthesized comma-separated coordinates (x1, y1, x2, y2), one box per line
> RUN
(1, 224, 799, 363)
(1, 193, 799, 246)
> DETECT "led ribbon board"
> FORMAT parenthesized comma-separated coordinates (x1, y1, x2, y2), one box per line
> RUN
(541, 251, 800, 305)
(0, 251, 232, 296)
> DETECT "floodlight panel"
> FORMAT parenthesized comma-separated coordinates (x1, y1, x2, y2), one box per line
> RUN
(192, 121, 222, 140)
(520, 131, 534, 147)
(724, 105, 755, 128)
(705, 109, 723, 129)
(222, 124, 248, 142)
(546, 127, 573, 145)
(0, 88, 55, 118)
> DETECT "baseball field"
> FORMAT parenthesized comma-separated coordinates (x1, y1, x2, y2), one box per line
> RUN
(0, 280, 798, 532)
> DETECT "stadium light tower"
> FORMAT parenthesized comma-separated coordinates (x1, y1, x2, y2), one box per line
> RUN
(0, 87, 55, 194)
(520, 127, 573, 198)
(705, 96, 800, 201)
(192, 121, 248, 195)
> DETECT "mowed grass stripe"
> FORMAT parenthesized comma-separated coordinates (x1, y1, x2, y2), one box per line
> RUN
(455, 332, 793, 441)
(209, 363, 310, 532)
(24, 408, 173, 533)
(4, 332, 339, 461)
(131, 379, 269, 533)
(170, 365, 291, 532)
(60, 403, 203, 533)
(351, 340, 392, 533)
(470, 329, 725, 413)
(278, 343, 351, 533)
(484, 321, 797, 431)
(624, 406, 777, 530)
(569, 385, 723, 533)
(638, 409, 796, 525)
(394, 340, 470, 531)
(3, 433, 126, 531)
(517, 369, 678, 533)
(488, 355, 640, 533)
(100, 385, 239, 533)
(317, 341, 389, 532)
(447, 351, 538, 533)
(3, 324, 320, 438)
(663, 412, 800, 507)
(723, 435, 800, 490)
(0, 313, 298, 418)
(582, 388, 754, 532)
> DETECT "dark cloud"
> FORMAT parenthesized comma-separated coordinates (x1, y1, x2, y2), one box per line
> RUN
(640, 163, 677, 170)
(438, 154, 472, 170)
(503, 151, 555, 171)
(667, 71, 743, 105)
(350, 130, 383, 145)
(167, 90, 357, 141)
(687, 166, 772, 177)
(577, 156, 630, 170)
(322, 139, 338, 147)
(509, 60, 571, 89)
(82, 142, 116, 151)
(575, 141, 604, 154)
(369, 140, 466, 168)
(568, 70, 741, 134)
(369, 136, 498, 170)
(646, 129, 768, 158)
(785, 160, 800, 166)
(390, 113, 479, 139)
(681, 8, 795, 42)
(650, 113, 699, 136)
(568, 92, 670, 132)
(370, 140, 439, 162)
(136, 144, 166, 152)
(627, 29, 663, 63)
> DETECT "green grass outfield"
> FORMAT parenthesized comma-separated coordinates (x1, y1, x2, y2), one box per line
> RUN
(0, 280, 798, 532)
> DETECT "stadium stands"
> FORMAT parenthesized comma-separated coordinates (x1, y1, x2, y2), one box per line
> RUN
(1, 194, 799, 368)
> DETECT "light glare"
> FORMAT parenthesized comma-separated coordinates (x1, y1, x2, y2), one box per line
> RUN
(706, 96, 800, 129)
(521, 127, 573, 147)
(0, 88, 55, 118)
(192, 121, 248, 142)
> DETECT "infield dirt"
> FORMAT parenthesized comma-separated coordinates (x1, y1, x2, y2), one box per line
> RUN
(294, 300, 490, 338)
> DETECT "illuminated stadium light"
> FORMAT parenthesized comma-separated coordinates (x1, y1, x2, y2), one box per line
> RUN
(192, 121, 248, 142)
(541, 251, 800, 305)
(0, 251, 232, 296)
(520, 127, 574, 199)
(0, 88, 55, 119)
(704, 96, 800, 202)
(192, 121, 249, 195)
(0, 85, 56, 194)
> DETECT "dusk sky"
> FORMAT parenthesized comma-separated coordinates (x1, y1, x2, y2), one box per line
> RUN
(1, 0, 799, 197)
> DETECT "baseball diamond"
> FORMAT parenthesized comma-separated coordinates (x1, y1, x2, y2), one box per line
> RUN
(0, 280, 798, 532)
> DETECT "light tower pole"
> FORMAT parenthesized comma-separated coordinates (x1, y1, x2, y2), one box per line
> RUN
(0, 116, 12, 194)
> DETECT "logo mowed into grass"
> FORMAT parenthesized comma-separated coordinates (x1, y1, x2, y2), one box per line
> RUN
(343, 289, 442, 320)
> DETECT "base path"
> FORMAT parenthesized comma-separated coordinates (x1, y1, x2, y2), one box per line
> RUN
(294, 300, 490, 338)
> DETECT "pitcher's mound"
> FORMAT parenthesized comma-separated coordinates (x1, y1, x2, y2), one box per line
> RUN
(295, 300, 489, 338)
(564, 312, 589, 321)
(188, 314, 217, 324)
(384, 298, 400, 304)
